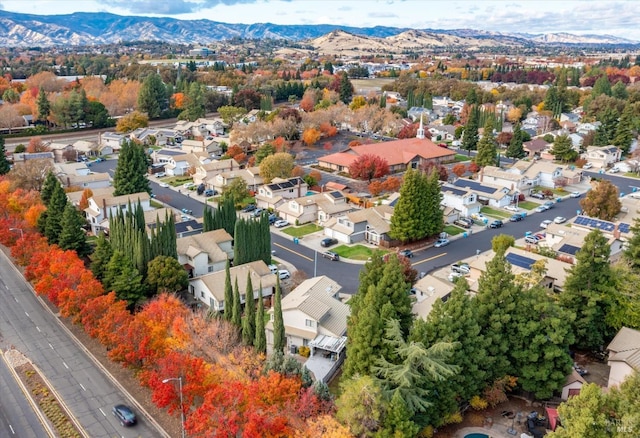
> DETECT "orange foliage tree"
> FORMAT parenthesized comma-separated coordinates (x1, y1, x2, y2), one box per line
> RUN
(348, 154, 390, 182)
(382, 176, 401, 192)
(452, 163, 467, 177)
(171, 92, 186, 109)
(319, 122, 338, 137)
(78, 188, 93, 210)
(368, 180, 384, 196)
(302, 128, 322, 146)
(80, 292, 132, 349)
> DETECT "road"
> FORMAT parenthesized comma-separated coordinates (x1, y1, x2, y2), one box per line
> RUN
(0, 350, 51, 438)
(0, 250, 165, 438)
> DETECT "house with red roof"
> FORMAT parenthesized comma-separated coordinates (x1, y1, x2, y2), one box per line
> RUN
(318, 119, 455, 174)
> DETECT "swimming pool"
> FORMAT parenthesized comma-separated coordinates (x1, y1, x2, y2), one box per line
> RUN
(464, 434, 489, 438)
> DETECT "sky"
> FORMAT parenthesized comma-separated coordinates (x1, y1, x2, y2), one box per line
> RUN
(2, 0, 640, 41)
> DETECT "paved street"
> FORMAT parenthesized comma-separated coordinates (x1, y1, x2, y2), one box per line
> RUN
(0, 250, 167, 438)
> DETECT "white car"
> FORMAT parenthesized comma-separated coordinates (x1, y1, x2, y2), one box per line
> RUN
(268, 264, 278, 274)
(183, 182, 195, 189)
(540, 220, 553, 229)
(570, 191, 581, 198)
(434, 238, 450, 248)
(448, 272, 465, 282)
(554, 216, 567, 224)
(504, 205, 520, 212)
(278, 269, 291, 280)
(609, 167, 620, 173)
(583, 162, 593, 169)
(274, 219, 289, 228)
(159, 182, 169, 188)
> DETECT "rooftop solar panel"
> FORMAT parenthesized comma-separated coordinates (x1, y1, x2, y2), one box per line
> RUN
(452, 179, 498, 194)
(506, 253, 536, 270)
(558, 244, 581, 255)
(620, 223, 631, 233)
(443, 186, 468, 197)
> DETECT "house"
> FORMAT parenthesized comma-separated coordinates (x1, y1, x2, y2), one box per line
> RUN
(318, 127, 455, 174)
(188, 260, 277, 312)
(450, 179, 513, 209)
(265, 276, 349, 382)
(523, 138, 549, 158)
(164, 153, 205, 177)
(59, 171, 111, 190)
(561, 369, 586, 401)
(174, 117, 225, 138)
(180, 139, 221, 155)
(176, 229, 233, 277)
(606, 327, 640, 387)
(440, 185, 481, 217)
(130, 128, 178, 146)
(323, 205, 393, 245)
(569, 215, 629, 254)
(99, 132, 126, 154)
(583, 145, 622, 169)
(428, 124, 456, 141)
(411, 275, 455, 320)
(276, 191, 356, 226)
(192, 158, 240, 188)
(174, 219, 204, 238)
(255, 177, 308, 210)
(479, 166, 530, 193)
(73, 140, 99, 157)
(213, 167, 264, 193)
(47, 142, 76, 162)
(576, 121, 601, 135)
(84, 191, 152, 234)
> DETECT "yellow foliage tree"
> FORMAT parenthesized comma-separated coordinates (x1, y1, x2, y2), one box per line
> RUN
(116, 111, 149, 133)
(302, 128, 322, 146)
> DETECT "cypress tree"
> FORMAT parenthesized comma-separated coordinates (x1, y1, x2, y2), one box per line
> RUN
(232, 277, 242, 327)
(58, 204, 91, 257)
(475, 119, 498, 167)
(40, 172, 59, 206)
(113, 140, 151, 196)
(0, 136, 10, 175)
(462, 105, 479, 154)
(613, 104, 634, 154)
(223, 260, 233, 321)
(36, 87, 51, 123)
(506, 123, 526, 159)
(423, 168, 444, 237)
(91, 233, 113, 280)
(242, 272, 256, 345)
(272, 278, 286, 354)
(254, 283, 266, 354)
(44, 181, 68, 244)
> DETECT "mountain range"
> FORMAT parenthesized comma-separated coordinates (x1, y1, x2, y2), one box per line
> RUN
(0, 10, 637, 49)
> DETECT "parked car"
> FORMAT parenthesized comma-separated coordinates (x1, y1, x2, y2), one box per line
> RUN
(454, 219, 472, 228)
(530, 192, 546, 200)
(540, 219, 552, 229)
(535, 205, 547, 213)
(155, 172, 166, 178)
(448, 272, 465, 282)
(251, 208, 264, 217)
(242, 204, 256, 212)
(554, 216, 567, 224)
(159, 182, 169, 188)
(268, 214, 279, 225)
(451, 263, 470, 275)
(274, 219, 289, 228)
(112, 405, 136, 427)
(183, 182, 195, 189)
(181, 208, 192, 215)
(504, 205, 520, 212)
(322, 251, 340, 261)
(543, 201, 555, 210)
(509, 214, 524, 222)
(524, 235, 540, 244)
(268, 264, 278, 274)
(321, 238, 338, 247)
(570, 191, 581, 198)
(278, 269, 291, 280)
(434, 238, 450, 248)
(204, 189, 217, 196)
(583, 162, 593, 169)
(609, 167, 620, 173)
(488, 220, 503, 229)
(399, 249, 414, 258)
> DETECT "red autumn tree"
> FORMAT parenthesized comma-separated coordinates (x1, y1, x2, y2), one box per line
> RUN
(348, 154, 389, 182)
(382, 176, 401, 192)
(80, 292, 132, 350)
(452, 163, 467, 178)
(291, 166, 305, 177)
(58, 274, 105, 323)
(397, 123, 418, 139)
(468, 162, 480, 173)
(11, 233, 49, 266)
(319, 122, 338, 137)
(368, 180, 384, 196)
(422, 161, 449, 181)
(27, 136, 50, 153)
(226, 144, 244, 159)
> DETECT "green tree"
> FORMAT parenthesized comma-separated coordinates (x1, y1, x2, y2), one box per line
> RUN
(611, 80, 629, 100)
(44, 181, 68, 244)
(461, 105, 479, 154)
(579, 179, 621, 221)
(40, 171, 59, 206)
(549, 134, 578, 163)
(90, 233, 113, 281)
(259, 152, 295, 183)
(335, 375, 386, 437)
(390, 168, 441, 242)
(380, 390, 420, 438)
(179, 82, 205, 121)
(623, 217, 640, 271)
(112, 140, 150, 196)
(58, 204, 91, 257)
(612, 104, 635, 154)
(606, 264, 640, 331)
(254, 284, 266, 354)
(85, 100, 112, 129)
(506, 122, 526, 159)
(223, 260, 233, 321)
(232, 277, 242, 327)
(255, 142, 275, 165)
(242, 272, 256, 345)
(475, 119, 498, 167)
(272, 278, 286, 353)
(146, 255, 188, 294)
(217, 105, 246, 126)
(103, 251, 147, 308)
(338, 71, 354, 104)
(0, 136, 11, 175)
(591, 76, 612, 98)
(491, 234, 515, 253)
(138, 73, 167, 119)
(594, 107, 620, 146)
(36, 87, 50, 122)
(547, 383, 612, 438)
(221, 178, 249, 205)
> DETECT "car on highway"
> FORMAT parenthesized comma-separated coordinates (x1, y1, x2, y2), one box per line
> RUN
(554, 216, 567, 224)
(274, 219, 289, 228)
(278, 269, 291, 280)
(399, 249, 414, 258)
(488, 220, 503, 229)
(159, 182, 169, 188)
(112, 404, 136, 427)
(434, 238, 450, 248)
(570, 191, 581, 198)
(242, 204, 256, 212)
(540, 219, 553, 229)
(322, 251, 340, 261)
(321, 237, 338, 247)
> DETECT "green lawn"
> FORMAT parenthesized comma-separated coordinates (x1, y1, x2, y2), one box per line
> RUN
(517, 201, 539, 210)
(149, 200, 164, 209)
(623, 172, 640, 179)
(332, 244, 382, 261)
(164, 176, 193, 187)
(481, 207, 511, 218)
(281, 223, 323, 238)
(454, 154, 472, 162)
(443, 225, 465, 236)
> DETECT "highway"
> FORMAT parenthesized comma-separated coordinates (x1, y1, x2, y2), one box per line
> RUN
(0, 250, 166, 438)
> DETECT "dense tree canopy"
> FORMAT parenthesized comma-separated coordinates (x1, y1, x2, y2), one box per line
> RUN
(112, 140, 151, 196)
(579, 179, 621, 221)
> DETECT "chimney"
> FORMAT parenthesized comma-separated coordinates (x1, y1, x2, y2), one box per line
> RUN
(479, 167, 484, 183)
(613, 224, 621, 240)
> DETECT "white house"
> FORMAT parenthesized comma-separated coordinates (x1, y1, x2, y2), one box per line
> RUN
(176, 229, 233, 278)
(441, 184, 482, 217)
(192, 158, 240, 188)
(450, 179, 513, 209)
(323, 205, 393, 245)
(188, 260, 277, 312)
(276, 191, 355, 226)
(84, 191, 152, 234)
(213, 167, 264, 193)
(411, 274, 455, 320)
(606, 327, 640, 387)
(255, 177, 308, 210)
(99, 132, 126, 154)
(583, 145, 622, 169)
(164, 153, 205, 177)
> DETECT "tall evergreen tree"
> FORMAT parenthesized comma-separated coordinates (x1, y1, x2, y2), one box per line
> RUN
(58, 204, 91, 257)
(550, 134, 578, 162)
(44, 181, 68, 244)
(272, 278, 286, 354)
(506, 122, 526, 159)
(461, 105, 479, 154)
(232, 278, 241, 327)
(91, 233, 113, 280)
(254, 284, 267, 354)
(613, 104, 635, 154)
(137, 73, 167, 119)
(0, 136, 10, 175)
(112, 140, 150, 196)
(179, 82, 206, 121)
(381, 390, 420, 437)
(423, 168, 444, 237)
(36, 87, 51, 123)
(40, 171, 59, 206)
(103, 251, 147, 309)
(623, 217, 640, 271)
(338, 71, 354, 104)
(223, 260, 233, 321)
(242, 273, 256, 345)
(475, 119, 498, 167)
(389, 168, 436, 242)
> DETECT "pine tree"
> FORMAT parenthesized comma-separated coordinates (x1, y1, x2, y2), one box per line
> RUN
(423, 168, 444, 237)
(58, 204, 91, 257)
(254, 284, 266, 354)
(506, 123, 526, 159)
(0, 136, 10, 175)
(461, 105, 479, 154)
(40, 172, 59, 206)
(242, 272, 256, 345)
(113, 140, 150, 196)
(36, 87, 51, 123)
(44, 181, 68, 244)
(550, 134, 577, 163)
(103, 251, 147, 308)
(272, 278, 286, 354)
(613, 104, 634, 154)
(338, 71, 353, 104)
(381, 390, 420, 437)
(180, 82, 205, 121)
(91, 233, 113, 280)
(232, 277, 241, 327)
(389, 168, 433, 242)
(223, 260, 233, 321)
(138, 73, 167, 119)
(475, 119, 498, 167)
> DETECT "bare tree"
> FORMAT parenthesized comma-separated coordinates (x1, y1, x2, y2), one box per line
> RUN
(8, 158, 54, 191)
(0, 104, 24, 134)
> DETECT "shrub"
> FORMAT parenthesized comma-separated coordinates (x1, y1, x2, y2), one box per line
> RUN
(298, 346, 310, 357)
(469, 395, 488, 410)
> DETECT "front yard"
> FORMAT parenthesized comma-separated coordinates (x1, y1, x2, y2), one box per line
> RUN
(480, 207, 511, 219)
(443, 225, 465, 236)
(280, 223, 323, 238)
(332, 244, 381, 261)
(517, 201, 539, 210)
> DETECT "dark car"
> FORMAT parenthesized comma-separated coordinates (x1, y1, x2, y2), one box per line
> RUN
(112, 404, 136, 427)
(399, 249, 414, 258)
(322, 251, 340, 261)
(204, 189, 217, 197)
(509, 214, 524, 222)
(242, 204, 256, 212)
(320, 238, 338, 247)
(488, 220, 503, 229)
(454, 219, 472, 228)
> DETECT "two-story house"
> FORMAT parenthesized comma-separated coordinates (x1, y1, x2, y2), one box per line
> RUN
(213, 167, 263, 193)
(84, 191, 152, 234)
(323, 205, 393, 245)
(99, 132, 127, 155)
(450, 179, 513, 209)
(440, 184, 482, 217)
(164, 153, 207, 177)
(188, 260, 277, 312)
(255, 177, 308, 210)
(583, 145, 622, 169)
(176, 229, 233, 277)
(277, 191, 355, 225)
(130, 128, 178, 146)
(174, 118, 225, 138)
(192, 158, 240, 188)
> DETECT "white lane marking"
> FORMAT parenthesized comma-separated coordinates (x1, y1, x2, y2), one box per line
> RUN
(99, 408, 106, 417)
(49, 343, 54, 349)
(79, 383, 86, 391)
(62, 362, 69, 369)
(24, 312, 29, 317)
(36, 326, 41, 332)
(9, 424, 15, 434)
